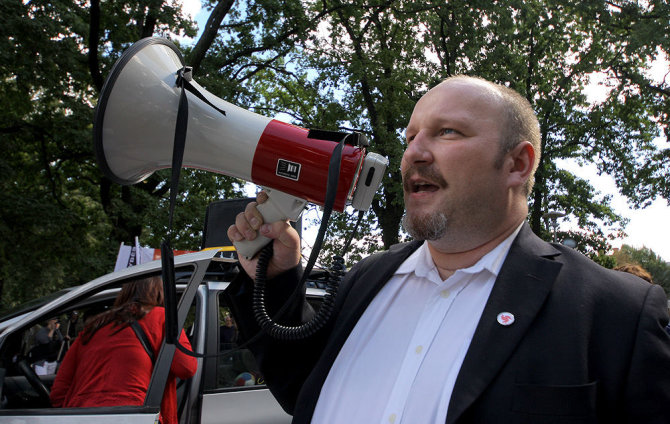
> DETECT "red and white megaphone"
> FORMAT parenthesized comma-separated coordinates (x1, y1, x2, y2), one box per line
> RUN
(94, 37, 387, 258)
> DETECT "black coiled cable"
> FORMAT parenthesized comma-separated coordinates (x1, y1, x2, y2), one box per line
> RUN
(252, 243, 344, 340)
(250, 132, 364, 341)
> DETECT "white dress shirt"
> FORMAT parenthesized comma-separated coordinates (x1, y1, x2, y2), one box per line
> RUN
(312, 224, 522, 424)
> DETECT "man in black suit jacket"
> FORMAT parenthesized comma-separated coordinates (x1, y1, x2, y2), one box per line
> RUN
(226, 76, 670, 423)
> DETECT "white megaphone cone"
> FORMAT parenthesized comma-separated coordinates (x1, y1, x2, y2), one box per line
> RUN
(94, 37, 387, 258)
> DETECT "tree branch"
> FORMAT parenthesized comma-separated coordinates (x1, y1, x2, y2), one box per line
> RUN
(88, 0, 104, 92)
(188, 0, 236, 74)
(217, 4, 349, 69)
(140, 0, 164, 38)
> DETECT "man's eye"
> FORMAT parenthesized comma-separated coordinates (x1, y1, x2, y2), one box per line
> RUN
(440, 128, 457, 136)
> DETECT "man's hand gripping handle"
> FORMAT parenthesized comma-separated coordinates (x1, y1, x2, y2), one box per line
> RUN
(232, 188, 307, 259)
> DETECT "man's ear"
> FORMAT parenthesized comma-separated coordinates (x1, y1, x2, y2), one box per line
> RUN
(505, 141, 535, 189)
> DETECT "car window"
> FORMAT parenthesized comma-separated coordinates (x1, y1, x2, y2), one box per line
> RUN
(212, 289, 325, 391)
(0, 289, 125, 409)
(215, 295, 263, 389)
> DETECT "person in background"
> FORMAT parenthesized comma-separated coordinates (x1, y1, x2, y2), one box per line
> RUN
(30, 317, 63, 375)
(614, 263, 653, 283)
(50, 276, 197, 424)
(63, 310, 83, 341)
(226, 75, 670, 423)
(615, 263, 670, 336)
(219, 312, 238, 351)
(34, 317, 62, 346)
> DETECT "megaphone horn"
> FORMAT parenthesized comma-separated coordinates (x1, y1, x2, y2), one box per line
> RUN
(94, 37, 388, 258)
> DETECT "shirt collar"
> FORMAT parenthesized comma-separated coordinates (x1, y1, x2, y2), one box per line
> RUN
(395, 222, 524, 283)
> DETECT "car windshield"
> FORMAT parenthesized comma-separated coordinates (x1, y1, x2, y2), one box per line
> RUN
(0, 288, 73, 321)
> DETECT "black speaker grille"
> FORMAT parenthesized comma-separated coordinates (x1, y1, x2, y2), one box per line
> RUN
(201, 198, 303, 251)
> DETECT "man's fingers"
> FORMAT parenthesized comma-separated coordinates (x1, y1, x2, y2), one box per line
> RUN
(227, 194, 299, 273)
(232, 209, 258, 241)
(256, 190, 269, 204)
(244, 201, 263, 231)
(260, 221, 300, 249)
(227, 223, 244, 242)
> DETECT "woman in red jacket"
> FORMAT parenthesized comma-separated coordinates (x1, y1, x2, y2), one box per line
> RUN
(50, 276, 198, 424)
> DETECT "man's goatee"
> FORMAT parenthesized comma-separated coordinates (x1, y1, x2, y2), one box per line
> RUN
(402, 211, 447, 241)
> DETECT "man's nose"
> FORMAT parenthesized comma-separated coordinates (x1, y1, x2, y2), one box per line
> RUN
(403, 131, 433, 164)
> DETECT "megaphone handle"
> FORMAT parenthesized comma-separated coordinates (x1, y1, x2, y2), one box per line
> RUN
(234, 188, 307, 259)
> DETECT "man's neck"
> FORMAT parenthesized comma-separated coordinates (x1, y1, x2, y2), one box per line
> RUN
(427, 218, 524, 280)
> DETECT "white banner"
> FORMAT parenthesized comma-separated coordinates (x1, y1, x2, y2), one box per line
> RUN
(114, 242, 196, 271)
(114, 243, 158, 271)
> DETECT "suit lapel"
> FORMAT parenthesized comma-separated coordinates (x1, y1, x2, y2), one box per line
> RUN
(446, 224, 563, 424)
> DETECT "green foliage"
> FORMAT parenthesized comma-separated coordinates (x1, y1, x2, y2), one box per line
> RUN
(2, 0, 668, 306)
(1, 0, 109, 307)
(0, 0, 230, 309)
(591, 253, 618, 270)
(263, 0, 669, 264)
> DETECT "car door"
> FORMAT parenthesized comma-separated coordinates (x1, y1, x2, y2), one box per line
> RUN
(192, 281, 291, 424)
(0, 251, 216, 424)
(193, 281, 326, 424)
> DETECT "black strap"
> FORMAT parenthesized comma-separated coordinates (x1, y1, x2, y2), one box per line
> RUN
(167, 70, 189, 231)
(130, 320, 155, 365)
(162, 67, 190, 346)
(298, 137, 344, 288)
(161, 67, 205, 356)
(183, 78, 226, 116)
(167, 67, 227, 231)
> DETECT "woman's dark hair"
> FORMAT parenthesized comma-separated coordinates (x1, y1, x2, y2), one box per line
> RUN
(80, 276, 164, 344)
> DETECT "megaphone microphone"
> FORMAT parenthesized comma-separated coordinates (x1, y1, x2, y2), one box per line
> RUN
(94, 37, 388, 259)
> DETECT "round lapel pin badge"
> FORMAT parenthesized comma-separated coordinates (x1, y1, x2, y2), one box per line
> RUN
(497, 312, 515, 326)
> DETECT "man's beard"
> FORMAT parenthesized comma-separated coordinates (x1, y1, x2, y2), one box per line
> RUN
(401, 163, 450, 240)
(402, 210, 448, 241)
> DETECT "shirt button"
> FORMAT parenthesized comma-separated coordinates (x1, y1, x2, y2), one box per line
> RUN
(389, 413, 397, 423)
(415, 345, 423, 354)
(440, 289, 450, 298)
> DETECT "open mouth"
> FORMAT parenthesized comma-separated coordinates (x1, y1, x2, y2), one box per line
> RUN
(404, 178, 442, 194)
(411, 181, 439, 193)
(402, 166, 447, 194)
